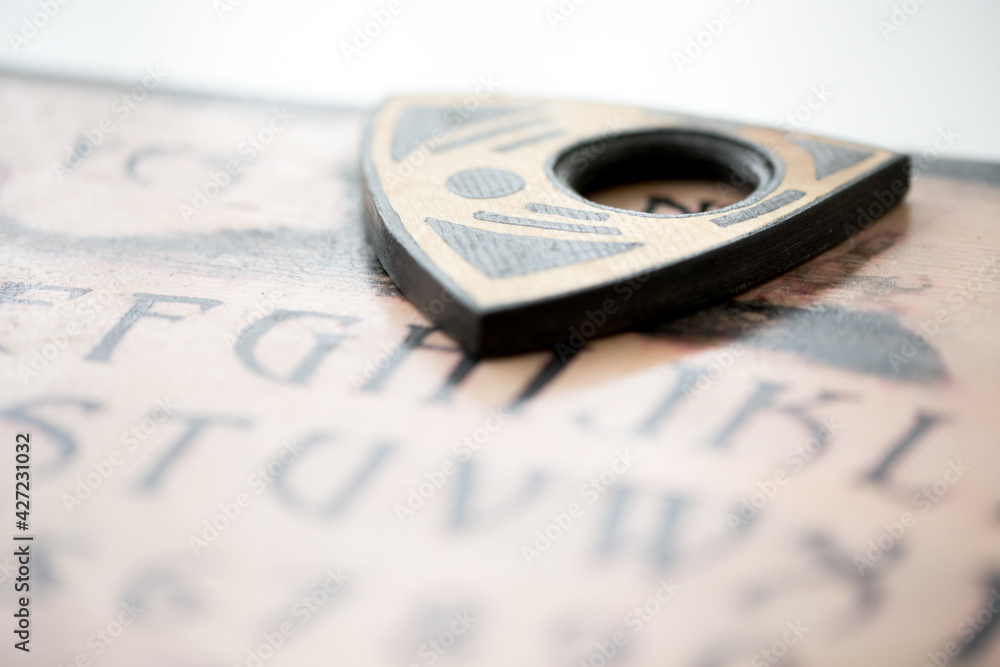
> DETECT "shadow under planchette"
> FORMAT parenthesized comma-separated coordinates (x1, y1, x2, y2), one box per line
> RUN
(639, 201, 949, 384)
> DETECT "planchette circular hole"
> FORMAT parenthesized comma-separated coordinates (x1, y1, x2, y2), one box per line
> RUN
(549, 129, 781, 217)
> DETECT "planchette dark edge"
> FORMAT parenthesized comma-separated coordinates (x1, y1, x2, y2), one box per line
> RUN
(360, 106, 485, 349)
(361, 106, 911, 357)
(478, 154, 910, 355)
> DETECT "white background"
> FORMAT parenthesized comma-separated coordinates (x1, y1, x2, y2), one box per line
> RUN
(1, 0, 998, 160)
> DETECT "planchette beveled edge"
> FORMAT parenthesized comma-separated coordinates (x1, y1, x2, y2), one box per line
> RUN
(361, 96, 911, 356)
(361, 113, 485, 350)
(476, 153, 911, 355)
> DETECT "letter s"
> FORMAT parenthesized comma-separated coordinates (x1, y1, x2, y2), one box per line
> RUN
(87, 634, 106, 655)
(248, 473, 267, 494)
(624, 612, 642, 634)
(913, 493, 931, 514)
(291, 602, 309, 624)
(613, 283, 633, 300)
(418, 644, 439, 665)
(121, 432, 140, 452)
(111, 99, 129, 120)
(238, 141, 256, 161)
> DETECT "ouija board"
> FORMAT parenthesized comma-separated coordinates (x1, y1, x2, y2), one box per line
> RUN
(1, 72, 999, 667)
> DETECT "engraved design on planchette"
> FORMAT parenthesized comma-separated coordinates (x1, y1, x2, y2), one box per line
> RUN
(425, 217, 641, 278)
(362, 96, 908, 355)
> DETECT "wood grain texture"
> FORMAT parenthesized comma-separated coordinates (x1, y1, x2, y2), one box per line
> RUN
(363, 97, 909, 355)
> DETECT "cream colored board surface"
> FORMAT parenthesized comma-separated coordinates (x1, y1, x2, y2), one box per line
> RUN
(0, 75, 998, 667)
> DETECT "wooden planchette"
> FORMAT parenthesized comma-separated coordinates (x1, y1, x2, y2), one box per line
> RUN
(361, 96, 910, 356)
